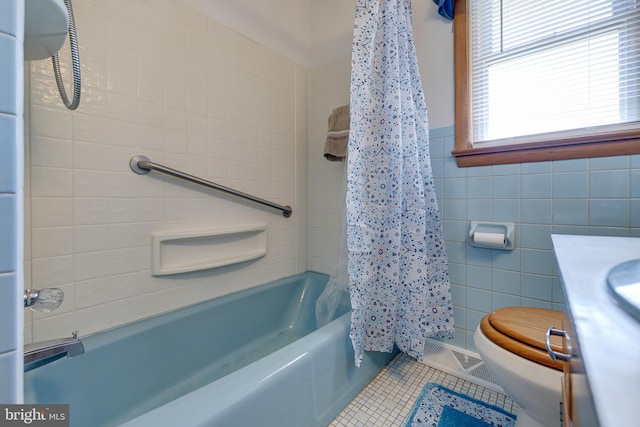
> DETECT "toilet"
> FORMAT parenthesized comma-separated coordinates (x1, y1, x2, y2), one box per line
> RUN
(474, 307, 564, 427)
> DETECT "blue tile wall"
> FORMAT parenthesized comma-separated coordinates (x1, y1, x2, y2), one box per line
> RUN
(430, 126, 640, 351)
(0, 0, 21, 403)
(0, 196, 17, 273)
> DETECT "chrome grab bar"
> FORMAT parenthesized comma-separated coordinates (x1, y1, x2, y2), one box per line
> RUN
(130, 155, 292, 218)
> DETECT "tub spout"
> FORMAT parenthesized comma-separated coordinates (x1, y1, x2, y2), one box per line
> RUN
(24, 331, 84, 372)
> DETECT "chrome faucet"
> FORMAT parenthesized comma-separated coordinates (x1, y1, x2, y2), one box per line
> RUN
(24, 331, 85, 372)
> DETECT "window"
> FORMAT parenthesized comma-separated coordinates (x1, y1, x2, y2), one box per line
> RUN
(453, 0, 640, 167)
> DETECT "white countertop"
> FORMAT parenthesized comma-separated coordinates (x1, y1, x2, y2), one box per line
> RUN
(552, 235, 640, 427)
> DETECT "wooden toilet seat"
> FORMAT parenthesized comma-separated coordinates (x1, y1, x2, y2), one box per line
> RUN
(480, 307, 565, 371)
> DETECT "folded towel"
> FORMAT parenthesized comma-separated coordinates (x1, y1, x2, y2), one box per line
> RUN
(323, 104, 350, 162)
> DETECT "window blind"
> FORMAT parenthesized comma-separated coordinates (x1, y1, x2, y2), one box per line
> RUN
(470, 0, 640, 146)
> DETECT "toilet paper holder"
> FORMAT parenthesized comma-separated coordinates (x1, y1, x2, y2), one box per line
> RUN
(468, 221, 515, 250)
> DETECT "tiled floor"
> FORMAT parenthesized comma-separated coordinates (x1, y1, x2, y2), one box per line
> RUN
(329, 352, 518, 427)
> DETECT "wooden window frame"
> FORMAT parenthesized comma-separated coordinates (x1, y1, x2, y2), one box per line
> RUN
(452, 0, 640, 167)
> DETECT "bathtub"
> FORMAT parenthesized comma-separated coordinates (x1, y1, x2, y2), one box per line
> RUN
(24, 272, 396, 427)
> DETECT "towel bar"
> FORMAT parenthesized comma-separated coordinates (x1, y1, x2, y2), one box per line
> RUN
(130, 155, 292, 218)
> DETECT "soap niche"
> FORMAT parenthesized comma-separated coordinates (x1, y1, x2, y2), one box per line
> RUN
(151, 225, 267, 276)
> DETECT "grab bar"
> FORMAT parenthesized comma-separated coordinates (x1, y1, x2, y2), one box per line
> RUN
(130, 155, 292, 218)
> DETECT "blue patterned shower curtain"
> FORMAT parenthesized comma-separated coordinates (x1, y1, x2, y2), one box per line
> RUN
(347, 0, 454, 367)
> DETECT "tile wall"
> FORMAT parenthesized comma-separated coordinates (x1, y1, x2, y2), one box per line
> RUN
(18, 0, 640, 375)
(0, 0, 23, 403)
(308, 55, 351, 274)
(430, 126, 640, 350)
(25, 0, 308, 343)
(305, 52, 640, 353)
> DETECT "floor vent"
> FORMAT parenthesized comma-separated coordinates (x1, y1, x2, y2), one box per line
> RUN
(419, 338, 503, 392)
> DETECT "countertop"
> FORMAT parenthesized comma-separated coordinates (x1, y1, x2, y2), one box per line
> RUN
(552, 235, 640, 427)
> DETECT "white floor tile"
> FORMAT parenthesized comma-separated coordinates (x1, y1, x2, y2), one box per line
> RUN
(330, 352, 518, 426)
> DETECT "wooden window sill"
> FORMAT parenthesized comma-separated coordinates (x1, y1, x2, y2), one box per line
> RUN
(453, 131, 640, 168)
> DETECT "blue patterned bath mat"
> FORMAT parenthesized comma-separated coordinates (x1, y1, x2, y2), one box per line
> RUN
(404, 383, 516, 427)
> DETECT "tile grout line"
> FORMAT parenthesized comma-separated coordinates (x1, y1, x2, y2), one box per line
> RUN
(329, 352, 518, 427)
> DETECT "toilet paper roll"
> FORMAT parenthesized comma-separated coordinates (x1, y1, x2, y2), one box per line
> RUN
(473, 232, 506, 248)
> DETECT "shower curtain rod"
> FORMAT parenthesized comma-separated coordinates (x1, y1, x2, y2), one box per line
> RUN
(129, 155, 292, 218)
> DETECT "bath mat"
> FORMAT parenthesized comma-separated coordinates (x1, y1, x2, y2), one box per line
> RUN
(404, 383, 516, 427)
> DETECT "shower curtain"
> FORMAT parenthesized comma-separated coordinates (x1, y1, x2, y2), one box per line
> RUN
(347, 0, 454, 366)
(315, 164, 349, 328)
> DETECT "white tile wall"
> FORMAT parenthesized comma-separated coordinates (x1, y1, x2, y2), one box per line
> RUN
(307, 55, 351, 274)
(25, 0, 307, 343)
(0, 0, 23, 403)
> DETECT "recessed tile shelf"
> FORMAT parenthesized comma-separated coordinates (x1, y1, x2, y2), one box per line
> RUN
(151, 225, 267, 276)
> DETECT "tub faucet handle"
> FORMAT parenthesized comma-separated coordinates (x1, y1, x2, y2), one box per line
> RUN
(24, 288, 64, 312)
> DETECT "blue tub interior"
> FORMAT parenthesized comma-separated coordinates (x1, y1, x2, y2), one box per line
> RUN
(24, 272, 394, 427)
